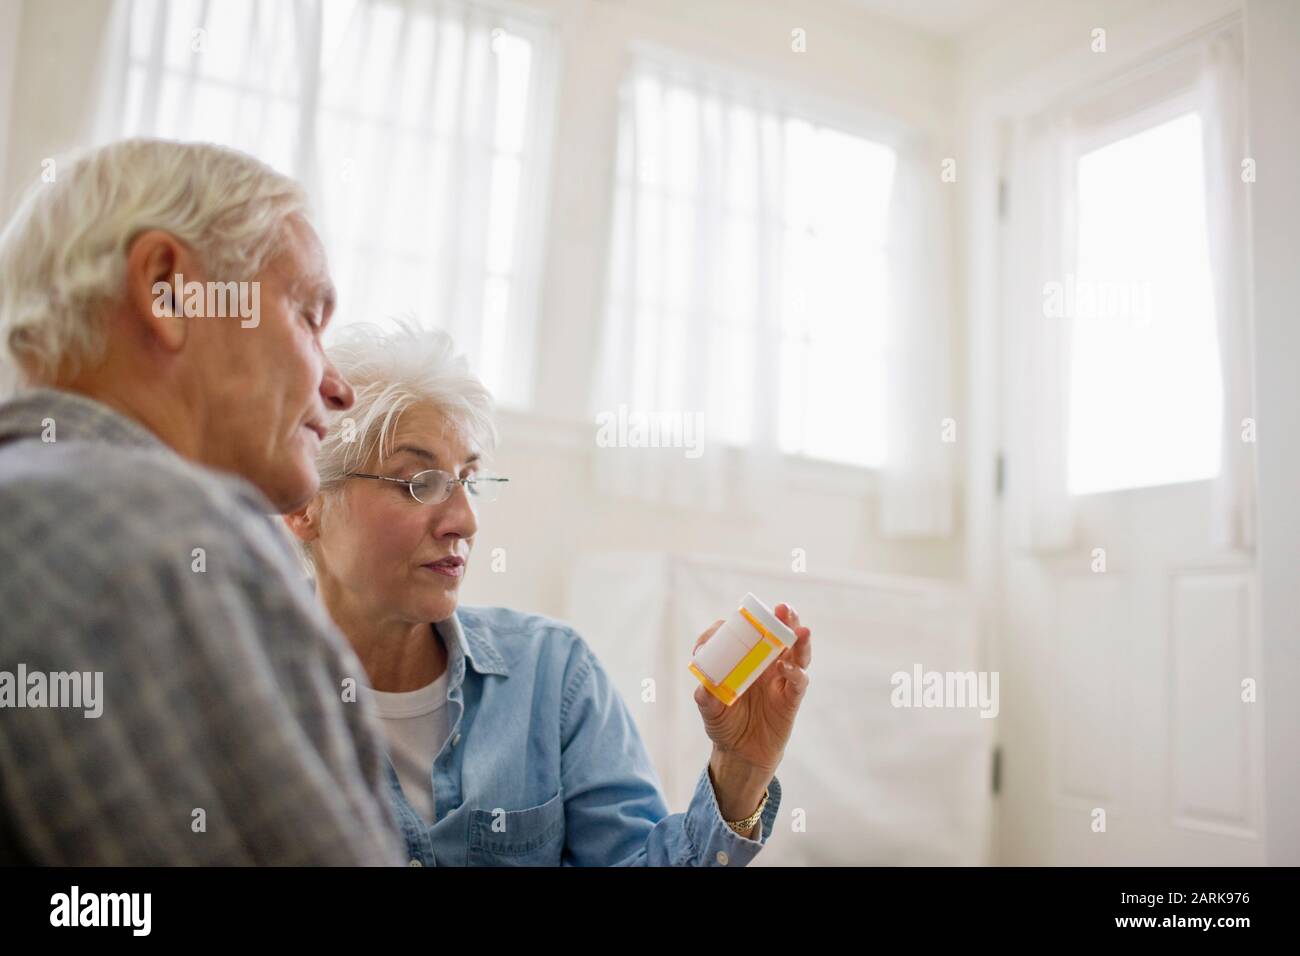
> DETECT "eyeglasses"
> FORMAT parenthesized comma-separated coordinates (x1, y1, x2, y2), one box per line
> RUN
(345, 469, 509, 505)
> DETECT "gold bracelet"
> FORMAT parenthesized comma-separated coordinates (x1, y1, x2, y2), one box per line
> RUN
(724, 787, 768, 837)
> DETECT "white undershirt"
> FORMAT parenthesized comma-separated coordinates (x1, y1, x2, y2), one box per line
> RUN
(368, 667, 452, 826)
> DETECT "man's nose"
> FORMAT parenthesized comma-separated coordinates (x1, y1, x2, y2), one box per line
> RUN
(320, 356, 355, 411)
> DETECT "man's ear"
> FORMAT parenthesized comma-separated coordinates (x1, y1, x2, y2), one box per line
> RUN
(123, 229, 197, 353)
(283, 496, 323, 544)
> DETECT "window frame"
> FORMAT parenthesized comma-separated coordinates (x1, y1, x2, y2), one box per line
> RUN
(1063, 59, 1224, 496)
(600, 42, 910, 473)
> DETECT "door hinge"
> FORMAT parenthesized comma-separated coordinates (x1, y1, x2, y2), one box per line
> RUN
(997, 178, 1008, 220)
(995, 452, 1005, 498)
(992, 745, 1002, 795)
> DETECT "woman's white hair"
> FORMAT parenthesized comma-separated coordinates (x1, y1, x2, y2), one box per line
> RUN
(0, 137, 308, 389)
(315, 317, 499, 495)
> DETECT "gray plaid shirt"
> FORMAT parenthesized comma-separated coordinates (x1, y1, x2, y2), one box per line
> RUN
(0, 388, 403, 864)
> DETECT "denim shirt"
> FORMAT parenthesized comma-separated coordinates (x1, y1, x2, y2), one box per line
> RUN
(378, 606, 782, 866)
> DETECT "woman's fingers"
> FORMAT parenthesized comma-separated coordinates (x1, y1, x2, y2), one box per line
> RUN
(776, 602, 799, 629)
(777, 659, 810, 703)
(695, 680, 726, 718)
(791, 628, 812, 670)
(776, 603, 812, 670)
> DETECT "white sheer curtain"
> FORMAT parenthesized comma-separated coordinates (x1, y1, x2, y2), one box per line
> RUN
(1199, 28, 1256, 552)
(880, 133, 955, 538)
(591, 57, 792, 513)
(592, 53, 922, 517)
(1006, 114, 1076, 553)
(110, 0, 556, 407)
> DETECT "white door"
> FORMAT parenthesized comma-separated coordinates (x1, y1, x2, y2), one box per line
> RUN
(994, 53, 1265, 866)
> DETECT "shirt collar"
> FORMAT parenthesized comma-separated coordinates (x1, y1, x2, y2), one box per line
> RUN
(438, 608, 509, 679)
(0, 387, 171, 452)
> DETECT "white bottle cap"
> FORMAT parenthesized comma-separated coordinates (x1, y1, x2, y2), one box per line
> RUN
(739, 592, 797, 647)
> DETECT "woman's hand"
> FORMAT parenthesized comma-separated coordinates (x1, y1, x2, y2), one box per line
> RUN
(692, 603, 811, 822)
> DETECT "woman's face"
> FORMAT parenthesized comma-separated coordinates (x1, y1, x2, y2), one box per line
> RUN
(311, 403, 480, 627)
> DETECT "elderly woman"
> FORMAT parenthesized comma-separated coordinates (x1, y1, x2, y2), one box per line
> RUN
(285, 320, 812, 866)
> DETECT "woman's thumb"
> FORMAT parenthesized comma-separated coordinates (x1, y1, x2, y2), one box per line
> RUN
(695, 683, 725, 719)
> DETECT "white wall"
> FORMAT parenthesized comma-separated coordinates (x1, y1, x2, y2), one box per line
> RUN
(1244, 0, 1300, 866)
(0, 0, 22, 200)
(0, 0, 116, 221)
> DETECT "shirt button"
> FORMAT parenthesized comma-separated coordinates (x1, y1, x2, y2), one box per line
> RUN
(451, 732, 461, 747)
(715, 850, 729, 866)
(408, 859, 423, 867)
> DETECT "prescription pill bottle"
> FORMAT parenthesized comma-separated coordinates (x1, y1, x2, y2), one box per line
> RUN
(689, 592, 797, 706)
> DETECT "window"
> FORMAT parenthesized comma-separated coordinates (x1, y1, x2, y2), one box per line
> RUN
(1066, 108, 1223, 494)
(598, 59, 896, 470)
(119, 0, 557, 407)
(781, 122, 896, 467)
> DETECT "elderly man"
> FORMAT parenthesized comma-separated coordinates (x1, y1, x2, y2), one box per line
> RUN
(0, 139, 403, 864)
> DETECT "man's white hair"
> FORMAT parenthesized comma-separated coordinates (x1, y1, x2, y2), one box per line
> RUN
(316, 318, 499, 494)
(0, 137, 308, 390)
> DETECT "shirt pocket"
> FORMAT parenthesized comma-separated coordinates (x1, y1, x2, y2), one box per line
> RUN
(467, 788, 565, 866)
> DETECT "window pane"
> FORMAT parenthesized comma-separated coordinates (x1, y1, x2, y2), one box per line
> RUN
(780, 122, 894, 467)
(1067, 112, 1223, 494)
(604, 65, 895, 470)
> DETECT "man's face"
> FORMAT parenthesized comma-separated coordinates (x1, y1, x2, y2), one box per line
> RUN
(183, 216, 353, 512)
